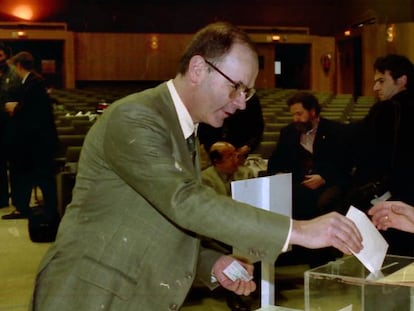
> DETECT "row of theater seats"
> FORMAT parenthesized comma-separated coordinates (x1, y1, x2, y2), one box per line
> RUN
(53, 115, 91, 216)
(50, 87, 376, 215)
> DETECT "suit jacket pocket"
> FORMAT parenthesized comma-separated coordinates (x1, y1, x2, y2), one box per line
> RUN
(77, 255, 137, 300)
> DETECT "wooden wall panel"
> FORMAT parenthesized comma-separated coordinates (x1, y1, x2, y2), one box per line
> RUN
(255, 43, 276, 89)
(394, 23, 414, 59)
(75, 33, 192, 81)
(238, 34, 336, 92)
(361, 24, 386, 96)
(0, 29, 75, 88)
(360, 23, 414, 96)
(74, 32, 335, 93)
(311, 36, 336, 93)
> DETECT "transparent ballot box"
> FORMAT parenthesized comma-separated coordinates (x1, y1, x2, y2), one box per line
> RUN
(304, 255, 414, 311)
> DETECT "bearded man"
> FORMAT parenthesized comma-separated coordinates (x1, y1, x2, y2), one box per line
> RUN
(267, 91, 351, 267)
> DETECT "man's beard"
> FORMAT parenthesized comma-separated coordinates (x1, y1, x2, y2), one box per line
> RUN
(294, 121, 313, 133)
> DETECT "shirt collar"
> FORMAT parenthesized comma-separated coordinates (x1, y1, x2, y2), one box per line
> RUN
(22, 72, 30, 84)
(167, 79, 197, 139)
(305, 118, 320, 135)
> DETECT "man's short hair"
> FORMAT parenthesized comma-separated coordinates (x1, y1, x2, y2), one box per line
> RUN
(208, 141, 235, 164)
(287, 91, 321, 115)
(374, 54, 414, 90)
(10, 51, 34, 71)
(177, 21, 257, 75)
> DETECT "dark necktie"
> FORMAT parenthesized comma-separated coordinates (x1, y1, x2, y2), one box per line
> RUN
(186, 133, 196, 164)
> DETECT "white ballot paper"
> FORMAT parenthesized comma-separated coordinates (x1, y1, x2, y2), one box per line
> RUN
(346, 206, 388, 273)
(223, 260, 253, 282)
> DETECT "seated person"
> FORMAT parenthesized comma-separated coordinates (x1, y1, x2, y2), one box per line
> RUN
(198, 94, 264, 170)
(201, 141, 255, 311)
(202, 141, 255, 196)
(267, 91, 351, 267)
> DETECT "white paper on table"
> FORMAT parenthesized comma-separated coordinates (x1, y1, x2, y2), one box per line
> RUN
(346, 206, 388, 273)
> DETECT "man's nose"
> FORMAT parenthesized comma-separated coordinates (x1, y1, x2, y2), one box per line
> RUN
(232, 95, 247, 111)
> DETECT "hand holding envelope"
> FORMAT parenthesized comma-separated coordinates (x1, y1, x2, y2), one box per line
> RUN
(346, 206, 388, 273)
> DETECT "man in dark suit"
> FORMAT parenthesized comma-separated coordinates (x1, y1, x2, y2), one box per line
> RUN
(31, 22, 362, 311)
(0, 41, 21, 208)
(268, 91, 351, 266)
(2, 51, 59, 224)
(344, 54, 414, 256)
(268, 91, 350, 220)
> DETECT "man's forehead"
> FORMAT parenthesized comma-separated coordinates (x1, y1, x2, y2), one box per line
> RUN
(213, 144, 235, 154)
(374, 70, 391, 80)
(290, 103, 305, 111)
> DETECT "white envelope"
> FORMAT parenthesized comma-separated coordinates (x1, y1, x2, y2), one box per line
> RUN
(346, 206, 388, 273)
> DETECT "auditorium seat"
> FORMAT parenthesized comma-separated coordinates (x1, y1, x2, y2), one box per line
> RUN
(55, 134, 86, 171)
(56, 171, 76, 217)
(256, 141, 277, 159)
(71, 119, 94, 134)
(56, 126, 76, 135)
(262, 131, 280, 142)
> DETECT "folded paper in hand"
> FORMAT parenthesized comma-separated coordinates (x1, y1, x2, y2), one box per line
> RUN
(346, 206, 388, 273)
(223, 260, 253, 282)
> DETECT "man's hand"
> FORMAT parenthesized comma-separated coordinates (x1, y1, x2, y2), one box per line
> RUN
(236, 145, 250, 165)
(212, 255, 256, 296)
(289, 212, 363, 255)
(368, 201, 414, 233)
(5, 101, 18, 116)
(301, 174, 325, 190)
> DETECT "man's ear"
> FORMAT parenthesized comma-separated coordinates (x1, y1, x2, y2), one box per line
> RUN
(309, 108, 317, 119)
(397, 75, 407, 87)
(188, 55, 206, 84)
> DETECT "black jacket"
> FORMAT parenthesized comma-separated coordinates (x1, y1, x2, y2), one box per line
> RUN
(346, 90, 414, 204)
(267, 117, 350, 187)
(4, 72, 58, 168)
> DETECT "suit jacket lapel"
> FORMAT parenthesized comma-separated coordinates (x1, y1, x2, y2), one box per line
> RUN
(153, 83, 200, 178)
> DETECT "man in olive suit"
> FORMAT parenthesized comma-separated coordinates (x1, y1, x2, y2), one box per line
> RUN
(32, 22, 362, 311)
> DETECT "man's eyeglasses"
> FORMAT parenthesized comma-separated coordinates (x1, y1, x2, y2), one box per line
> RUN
(204, 59, 256, 101)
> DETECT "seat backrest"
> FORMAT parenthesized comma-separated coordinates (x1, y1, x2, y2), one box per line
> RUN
(65, 146, 83, 162)
(56, 134, 86, 159)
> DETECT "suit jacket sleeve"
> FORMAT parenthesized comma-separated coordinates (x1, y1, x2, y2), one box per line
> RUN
(102, 86, 290, 264)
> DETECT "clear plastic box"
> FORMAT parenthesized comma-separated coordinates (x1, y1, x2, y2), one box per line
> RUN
(304, 255, 414, 311)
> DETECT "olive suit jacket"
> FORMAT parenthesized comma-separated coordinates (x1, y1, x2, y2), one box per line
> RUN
(32, 82, 290, 311)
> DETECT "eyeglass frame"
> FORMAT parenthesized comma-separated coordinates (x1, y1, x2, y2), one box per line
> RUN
(203, 58, 256, 101)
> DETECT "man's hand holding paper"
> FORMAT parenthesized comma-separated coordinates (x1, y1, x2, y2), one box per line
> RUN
(346, 206, 388, 273)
